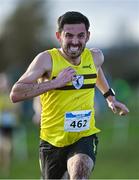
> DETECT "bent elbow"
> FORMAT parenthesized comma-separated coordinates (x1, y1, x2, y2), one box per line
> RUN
(10, 92, 20, 103)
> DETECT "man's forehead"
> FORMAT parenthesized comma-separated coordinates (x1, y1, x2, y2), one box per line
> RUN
(63, 23, 86, 33)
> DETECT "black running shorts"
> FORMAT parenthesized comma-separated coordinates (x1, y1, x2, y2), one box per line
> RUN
(39, 134, 98, 179)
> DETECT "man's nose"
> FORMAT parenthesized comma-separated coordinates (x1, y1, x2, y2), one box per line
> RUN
(72, 37, 79, 45)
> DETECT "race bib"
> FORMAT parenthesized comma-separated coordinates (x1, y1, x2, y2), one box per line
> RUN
(64, 110, 92, 132)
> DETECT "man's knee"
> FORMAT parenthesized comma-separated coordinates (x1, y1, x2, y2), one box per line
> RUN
(67, 153, 94, 179)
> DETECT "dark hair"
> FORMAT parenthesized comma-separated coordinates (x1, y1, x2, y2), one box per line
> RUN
(57, 11, 90, 33)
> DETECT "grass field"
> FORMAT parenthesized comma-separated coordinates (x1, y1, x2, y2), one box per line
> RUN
(0, 97, 139, 179)
(92, 112, 139, 179)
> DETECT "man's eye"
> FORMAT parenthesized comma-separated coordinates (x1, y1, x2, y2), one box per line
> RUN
(78, 34, 84, 38)
(66, 34, 73, 38)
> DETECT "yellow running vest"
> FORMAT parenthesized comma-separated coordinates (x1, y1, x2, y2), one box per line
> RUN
(40, 48, 100, 147)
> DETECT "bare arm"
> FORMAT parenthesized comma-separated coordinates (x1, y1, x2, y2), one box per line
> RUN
(97, 70, 129, 115)
(10, 51, 76, 103)
(91, 48, 109, 93)
(91, 48, 129, 116)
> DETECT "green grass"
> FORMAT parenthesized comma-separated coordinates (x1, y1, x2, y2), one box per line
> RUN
(91, 111, 139, 179)
(0, 124, 40, 179)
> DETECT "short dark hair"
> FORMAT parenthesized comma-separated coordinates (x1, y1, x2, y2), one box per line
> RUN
(57, 11, 90, 33)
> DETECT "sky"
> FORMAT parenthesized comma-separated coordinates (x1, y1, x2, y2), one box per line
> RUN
(0, 0, 139, 48)
(50, 0, 139, 47)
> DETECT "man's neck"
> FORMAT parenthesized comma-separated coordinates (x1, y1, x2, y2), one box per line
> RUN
(58, 48, 81, 66)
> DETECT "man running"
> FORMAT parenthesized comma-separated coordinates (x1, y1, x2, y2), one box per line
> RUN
(10, 11, 129, 179)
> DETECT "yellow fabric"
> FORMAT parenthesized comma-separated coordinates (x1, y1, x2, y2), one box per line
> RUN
(40, 48, 100, 147)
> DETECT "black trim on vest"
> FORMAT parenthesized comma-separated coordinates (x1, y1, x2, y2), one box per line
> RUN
(56, 83, 95, 90)
(83, 74, 97, 79)
(52, 73, 97, 80)
(52, 73, 97, 90)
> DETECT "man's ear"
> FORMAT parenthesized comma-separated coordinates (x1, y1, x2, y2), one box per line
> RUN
(56, 32, 61, 40)
(86, 31, 90, 42)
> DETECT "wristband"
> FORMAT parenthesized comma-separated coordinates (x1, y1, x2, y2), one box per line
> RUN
(103, 88, 115, 98)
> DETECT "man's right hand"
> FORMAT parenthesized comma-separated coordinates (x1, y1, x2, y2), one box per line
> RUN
(53, 67, 76, 88)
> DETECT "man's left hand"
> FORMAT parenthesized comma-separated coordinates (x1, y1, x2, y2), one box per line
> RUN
(107, 100, 129, 116)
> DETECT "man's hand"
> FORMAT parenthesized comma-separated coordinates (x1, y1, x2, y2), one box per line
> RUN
(107, 99, 129, 116)
(53, 67, 76, 88)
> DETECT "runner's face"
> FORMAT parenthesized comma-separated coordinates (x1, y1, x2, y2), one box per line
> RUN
(57, 23, 90, 59)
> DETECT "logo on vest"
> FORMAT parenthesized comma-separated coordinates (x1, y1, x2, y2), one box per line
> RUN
(72, 75, 84, 89)
(82, 64, 92, 69)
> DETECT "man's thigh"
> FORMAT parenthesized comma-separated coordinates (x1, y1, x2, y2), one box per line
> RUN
(67, 134, 99, 178)
(67, 153, 93, 179)
(69, 134, 98, 162)
(39, 140, 68, 179)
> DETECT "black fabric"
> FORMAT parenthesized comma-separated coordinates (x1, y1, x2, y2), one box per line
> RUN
(56, 83, 95, 90)
(0, 127, 13, 136)
(68, 134, 98, 162)
(52, 73, 97, 79)
(52, 73, 97, 90)
(39, 134, 99, 179)
(103, 88, 115, 98)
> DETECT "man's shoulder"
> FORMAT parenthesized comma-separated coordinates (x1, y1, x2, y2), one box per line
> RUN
(37, 50, 51, 59)
(89, 48, 104, 68)
(89, 48, 103, 56)
(34, 50, 52, 72)
(35, 50, 53, 64)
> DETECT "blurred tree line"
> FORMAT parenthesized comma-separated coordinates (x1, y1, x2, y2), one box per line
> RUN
(0, 0, 54, 80)
(103, 23, 139, 87)
(104, 45, 139, 86)
(0, 0, 139, 87)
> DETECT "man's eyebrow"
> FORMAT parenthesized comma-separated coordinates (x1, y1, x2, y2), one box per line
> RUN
(65, 32, 72, 34)
(65, 32, 85, 35)
(78, 32, 85, 35)
(64, 32, 74, 36)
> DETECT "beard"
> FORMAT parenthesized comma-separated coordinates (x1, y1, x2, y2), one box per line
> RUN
(62, 43, 85, 59)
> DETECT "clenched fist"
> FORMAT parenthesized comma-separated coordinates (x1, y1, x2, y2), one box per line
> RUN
(53, 67, 76, 88)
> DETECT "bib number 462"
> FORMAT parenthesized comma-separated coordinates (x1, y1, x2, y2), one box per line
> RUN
(70, 120, 87, 128)
(64, 110, 91, 132)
